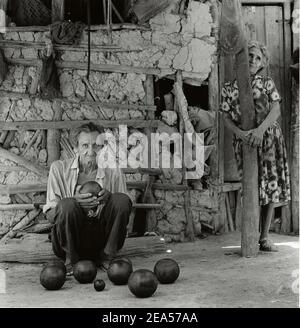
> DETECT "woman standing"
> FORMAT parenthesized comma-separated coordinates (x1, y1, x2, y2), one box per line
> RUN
(220, 41, 291, 251)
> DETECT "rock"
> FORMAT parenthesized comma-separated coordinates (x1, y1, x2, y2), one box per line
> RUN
(114, 109, 129, 120)
(129, 110, 144, 119)
(35, 99, 53, 120)
(61, 51, 85, 62)
(0, 98, 11, 120)
(38, 149, 48, 163)
(10, 147, 20, 155)
(59, 72, 74, 98)
(154, 189, 165, 200)
(81, 105, 98, 120)
(21, 48, 37, 59)
(0, 195, 11, 204)
(14, 66, 24, 83)
(161, 110, 177, 126)
(24, 131, 35, 145)
(5, 172, 20, 185)
(19, 32, 34, 42)
(75, 79, 86, 98)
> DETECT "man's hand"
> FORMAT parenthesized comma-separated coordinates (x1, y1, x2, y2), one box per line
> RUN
(74, 185, 98, 209)
(97, 189, 111, 204)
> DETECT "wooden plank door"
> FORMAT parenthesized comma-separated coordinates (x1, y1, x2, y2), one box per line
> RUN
(242, 3, 292, 157)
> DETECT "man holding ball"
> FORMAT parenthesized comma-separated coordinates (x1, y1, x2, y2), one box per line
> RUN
(43, 123, 132, 274)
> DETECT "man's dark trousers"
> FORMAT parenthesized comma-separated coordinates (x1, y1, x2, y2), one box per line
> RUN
(51, 193, 132, 264)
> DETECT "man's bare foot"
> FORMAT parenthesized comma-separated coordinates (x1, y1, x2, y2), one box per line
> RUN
(97, 253, 115, 272)
(65, 257, 73, 276)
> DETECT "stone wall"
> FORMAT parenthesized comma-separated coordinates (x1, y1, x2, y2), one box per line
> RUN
(0, 0, 219, 241)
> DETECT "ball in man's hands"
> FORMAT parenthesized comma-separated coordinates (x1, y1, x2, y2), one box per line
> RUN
(80, 181, 102, 197)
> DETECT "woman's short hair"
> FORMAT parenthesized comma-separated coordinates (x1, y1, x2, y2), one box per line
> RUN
(248, 41, 270, 70)
(70, 123, 104, 147)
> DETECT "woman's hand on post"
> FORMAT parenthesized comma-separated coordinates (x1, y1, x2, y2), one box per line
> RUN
(236, 129, 251, 144)
(246, 128, 264, 147)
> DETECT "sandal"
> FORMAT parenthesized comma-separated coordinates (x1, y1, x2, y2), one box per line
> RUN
(259, 239, 278, 252)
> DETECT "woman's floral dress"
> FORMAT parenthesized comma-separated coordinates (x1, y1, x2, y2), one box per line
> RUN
(220, 75, 291, 206)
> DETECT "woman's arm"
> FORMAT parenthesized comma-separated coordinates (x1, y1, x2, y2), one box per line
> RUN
(247, 101, 280, 147)
(223, 113, 250, 143)
(258, 101, 280, 133)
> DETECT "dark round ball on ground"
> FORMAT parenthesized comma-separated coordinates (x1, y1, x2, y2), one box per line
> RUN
(154, 258, 180, 284)
(40, 265, 66, 290)
(80, 181, 102, 197)
(45, 260, 66, 275)
(73, 260, 97, 284)
(128, 269, 158, 298)
(94, 279, 106, 292)
(107, 259, 133, 285)
(109, 257, 132, 267)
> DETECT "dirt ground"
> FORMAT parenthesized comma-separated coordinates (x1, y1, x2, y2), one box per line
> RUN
(0, 231, 299, 308)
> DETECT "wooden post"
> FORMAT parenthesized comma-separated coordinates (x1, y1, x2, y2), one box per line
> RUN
(175, 70, 195, 242)
(220, 0, 259, 257)
(52, 0, 65, 22)
(144, 74, 157, 232)
(47, 100, 63, 165)
(290, 0, 299, 234)
(208, 60, 219, 185)
(236, 48, 259, 257)
(290, 80, 299, 234)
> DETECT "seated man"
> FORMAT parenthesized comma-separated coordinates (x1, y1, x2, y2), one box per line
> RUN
(43, 123, 132, 273)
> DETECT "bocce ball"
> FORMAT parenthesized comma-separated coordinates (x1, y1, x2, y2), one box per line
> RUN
(73, 260, 97, 284)
(45, 260, 66, 275)
(110, 257, 132, 267)
(80, 181, 102, 196)
(40, 265, 66, 290)
(128, 269, 158, 298)
(94, 279, 106, 292)
(107, 258, 133, 285)
(154, 258, 180, 284)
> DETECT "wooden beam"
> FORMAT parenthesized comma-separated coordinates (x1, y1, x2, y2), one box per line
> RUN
(144, 74, 157, 232)
(131, 0, 172, 24)
(0, 181, 189, 195)
(5, 58, 173, 76)
(47, 101, 63, 165)
(0, 90, 156, 112)
(3, 24, 151, 33)
(208, 59, 219, 185)
(0, 40, 121, 51)
(52, 0, 65, 23)
(0, 184, 48, 195)
(222, 0, 259, 257)
(123, 168, 162, 175)
(0, 209, 41, 243)
(220, 182, 242, 192)
(175, 70, 195, 242)
(56, 60, 170, 76)
(242, 0, 292, 4)
(0, 119, 161, 131)
(0, 147, 48, 177)
(127, 181, 190, 191)
(0, 203, 162, 211)
(111, 1, 125, 23)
